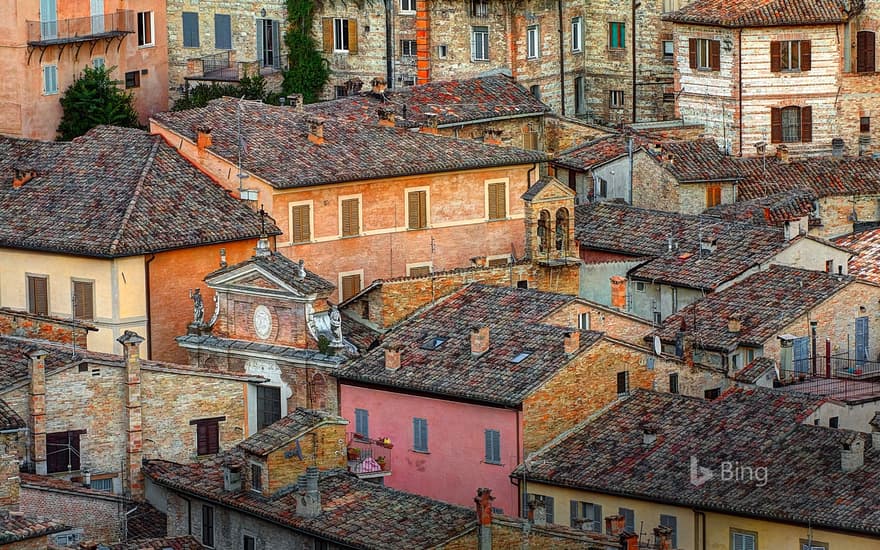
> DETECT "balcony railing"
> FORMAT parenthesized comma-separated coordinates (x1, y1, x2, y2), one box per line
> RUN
(27, 10, 133, 45)
(778, 367, 880, 401)
(346, 433, 392, 479)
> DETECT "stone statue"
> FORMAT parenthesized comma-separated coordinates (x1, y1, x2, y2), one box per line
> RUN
(297, 259, 307, 279)
(329, 304, 343, 345)
(190, 288, 204, 326)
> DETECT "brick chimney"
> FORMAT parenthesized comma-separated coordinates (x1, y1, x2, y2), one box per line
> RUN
(294, 466, 321, 518)
(610, 276, 627, 309)
(222, 462, 242, 492)
(12, 168, 36, 189)
(307, 117, 325, 145)
(471, 326, 490, 355)
(371, 77, 388, 95)
(474, 488, 494, 550)
(564, 331, 580, 354)
(420, 113, 439, 135)
(196, 127, 212, 151)
(377, 107, 396, 127)
(620, 533, 639, 550)
(727, 314, 741, 334)
(642, 421, 658, 446)
(654, 525, 674, 550)
(605, 514, 625, 535)
(27, 349, 47, 475)
(384, 345, 401, 371)
(841, 434, 865, 473)
(287, 93, 304, 112)
(117, 331, 144, 500)
(775, 144, 790, 163)
(483, 129, 502, 146)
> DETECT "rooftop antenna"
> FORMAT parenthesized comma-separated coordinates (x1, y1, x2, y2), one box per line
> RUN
(236, 95, 250, 196)
(70, 291, 78, 357)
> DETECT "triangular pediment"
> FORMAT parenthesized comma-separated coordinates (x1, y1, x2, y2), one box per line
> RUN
(207, 264, 308, 301)
(522, 175, 576, 203)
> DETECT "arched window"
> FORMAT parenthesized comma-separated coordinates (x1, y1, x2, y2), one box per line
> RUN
(555, 208, 569, 252)
(311, 372, 328, 410)
(537, 210, 550, 253)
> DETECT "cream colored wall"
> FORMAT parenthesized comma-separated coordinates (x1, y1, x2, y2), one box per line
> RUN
(767, 238, 852, 275)
(705, 511, 880, 550)
(0, 248, 147, 354)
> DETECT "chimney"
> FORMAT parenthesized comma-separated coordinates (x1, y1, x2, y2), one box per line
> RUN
(384, 345, 402, 371)
(27, 350, 47, 475)
(610, 276, 627, 309)
(471, 326, 490, 355)
(778, 334, 796, 377)
(605, 514, 625, 536)
(222, 462, 242, 492)
(82, 468, 91, 489)
(196, 127, 212, 151)
(832, 138, 845, 158)
(870, 412, 880, 449)
(12, 168, 36, 189)
(219, 248, 227, 268)
(651, 142, 662, 154)
(474, 488, 494, 550)
(371, 77, 388, 95)
(483, 129, 503, 146)
(642, 421, 658, 446)
(663, 152, 676, 166)
(654, 525, 674, 550)
(377, 107, 396, 127)
(620, 533, 639, 550)
(527, 496, 547, 526)
(841, 434, 865, 473)
(420, 113, 439, 135)
(0, 454, 21, 511)
(783, 220, 794, 242)
(307, 117, 325, 145)
(287, 93, 304, 112)
(564, 331, 580, 354)
(727, 314, 741, 334)
(775, 144, 790, 163)
(117, 331, 144, 500)
(295, 466, 321, 518)
(700, 238, 717, 255)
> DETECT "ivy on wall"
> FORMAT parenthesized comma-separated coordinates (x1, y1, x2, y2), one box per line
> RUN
(283, 0, 331, 103)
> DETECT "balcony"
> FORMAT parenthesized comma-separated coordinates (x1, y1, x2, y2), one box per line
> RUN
(26, 11, 133, 64)
(184, 51, 279, 86)
(346, 433, 392, 481)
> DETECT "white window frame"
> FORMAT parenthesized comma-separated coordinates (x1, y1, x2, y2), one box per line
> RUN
(43, 64, 58, 95)
(527, 25, 540, 59)
(333, 18, 350, 52)
(338, 270, 364, 303)
(571, 17, 583, 53)
(696, 38, 711, 69)
(438, 44, 448, 58)
(401, 39, 417, 58)
(92, 57, 105, 68)
(400, 0, 416, 13)
(287, 199, 314, 245)
(137, 11, 154, 47)
(338, 193, 362, 237)
(578, 312, 590, 330)
(663, 40, 674, 60)
(471, 26, 489, 61)
(731, 530, 757, 550)
(780, 40, 801, 71)
(404, 186, 430, 230)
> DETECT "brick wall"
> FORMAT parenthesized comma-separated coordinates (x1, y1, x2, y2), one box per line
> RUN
(631, 151, 680, 211)
(0, 309, 90, 349)
(19, 485, 121, 542)
(265, 423, 347, 494)
(5, 535, 51, 550)
(542, 302, 653, 346)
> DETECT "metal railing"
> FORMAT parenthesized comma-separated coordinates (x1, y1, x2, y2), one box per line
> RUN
(27, 10, 133, 44)
(346, 433, 392, 475)
(778, 368, 880, 401)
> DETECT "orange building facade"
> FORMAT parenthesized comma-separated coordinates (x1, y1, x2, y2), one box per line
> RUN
(0, 0, 168, 140)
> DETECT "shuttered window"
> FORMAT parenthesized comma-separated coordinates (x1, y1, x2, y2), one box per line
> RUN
(323, 18, 358, 53)
(355, 408, 369, 437)
(771, 106, 811, 143)
(27, 275, 48, 316)
(732, 531, 756, 550)
(341, 274, 361, 301)
(688, 38, 720, 70)
(706, 185, 722, 208)
(487, 182, 506, 220)
(290, 204, 311, 243)
(214, 14, 232, 50)
(408, 265, 431, 277)
(182, 12, 199, 48)
(341, 198, 359, 237)
(770, 40, 810, 72)
(72, 280, 94, 320)
(43, 65, 58, 95)
(407, 190, 427, 229)
(857, 30, 875, 73)
(484, 429, 501, 464)
(609, 22, 625, 49)
(202, 505, 214, 547)
(413, 417, 428, 452)
(194, 418, 221, 456)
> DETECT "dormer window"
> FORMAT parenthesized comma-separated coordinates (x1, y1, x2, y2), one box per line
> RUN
(251, 463, 263, 493)
(421, 337, 447, 350)
(511, 351, 532, 364)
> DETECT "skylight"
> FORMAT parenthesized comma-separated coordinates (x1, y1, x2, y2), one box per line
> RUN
(511, 351, 532, 364)
(421, 337, 447, 350)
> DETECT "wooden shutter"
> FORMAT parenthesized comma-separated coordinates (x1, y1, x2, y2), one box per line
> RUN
(688, 38, 697, 69)
(801, 105, 812, 142)
(28, 276, 48, 316)
(800, 40, 811, 71)
(409, 266, 430, 277)
(488, 182, 506, 219)
(341, 198, 359, 236)
(858, 31, 875, 73)
(73, 281, 93, 320)
(706, 185, 721, 208)
(770, 108, 782, 143)
(348, 19, 358, 54)
(709, 39, 720, 70)
(322, 18, 333, 53)
(291, 204, 310, 243)
(770, 41, 781, 72)
(341, 275, 361, 301)
(408, 190, 426, 229)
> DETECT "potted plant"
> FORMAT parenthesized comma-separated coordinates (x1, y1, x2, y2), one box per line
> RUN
(379, 437, 393, 449)
(376, 456, 387, 470)
(347, 447, 361, 461)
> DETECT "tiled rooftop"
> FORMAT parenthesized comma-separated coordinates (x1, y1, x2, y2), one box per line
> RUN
(0, 510, 69, 543)
(705, 189, 817, 226)
(0, 126, 275, 258)
(152, 98, 547, 190)
(107, 536, 204, 550)
(304, 75, 550, 127)
(733, 356, 777, 383)
(239, 408, 347, 456)
(0, 136, 66, 177)
(338, 284, 602, 406)
(737, 155, 880, 200)
(517, 387, 880, 535)
(553, 134, 637, 172)
(835, 228, 880, 285)
(650, 265, 852, 352)
(0, 397, 24, 430)
(643, 138, 743, 183)
(205, 251, 336, 296)
(663, 0, 861, 28)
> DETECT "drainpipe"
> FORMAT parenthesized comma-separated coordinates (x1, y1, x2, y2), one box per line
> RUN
(557, 0, 566, 116)
(632, 0, 639, 123)
(738, 29, 743, 156)
(144, 254, 156, 359)
(385, 0, 394, 87)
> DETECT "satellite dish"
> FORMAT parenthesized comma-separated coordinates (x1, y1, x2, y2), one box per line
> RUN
(653, 335, 662, 356)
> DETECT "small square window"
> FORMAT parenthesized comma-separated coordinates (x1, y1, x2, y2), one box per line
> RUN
(401, 39, 417, 58)
(511, 351, 532, 364)
(635, 281, 646, 292)
(125, 70, 141, 89)
(829, 416, 839, 428)
(421, 337, 447, 350)
(861, 116, 871, 133)
(663, 40, 674, 60)
(704, 388, 721, 400)
(517, 280, 529, 289)
(400, 0, 416, 12)
(609, 90, 624, 108)
(335, 85, 347, 98)
(471, 0, 488, 17)
(438, 44, 448, 58)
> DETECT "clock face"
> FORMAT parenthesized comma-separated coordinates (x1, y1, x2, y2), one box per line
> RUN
(253, 305, 272, 339)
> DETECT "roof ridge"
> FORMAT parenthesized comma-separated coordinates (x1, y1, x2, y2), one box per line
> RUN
(108, 137, 161, 256)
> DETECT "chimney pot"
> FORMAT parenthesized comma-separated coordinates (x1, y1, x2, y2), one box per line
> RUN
(223, 463, 242, 492)
(654, 525, 674, 550)
(564, 331, 580, 354)
(384, 345, 402, 371)
(832, 138, 845, 158)
(605, 514, 625, 536)
(371, 77, 388, 95)
(841, 435, 865, 472)
(727, 315, 741, 334)
(642, 421, 658, 445)
(483, 129, 503, 146)
(196, 127, 212, 151)
(295, 466, 322, 518)
(474, 488, 494, 526)
(527, 496, 547, 526)
(420, 113, 440, 135)
(377, 107, 396, 127)
(775, 144, 790, 163)
(307, 117, 326, 145)
(288, 93, 304, 112)
(471, 326, 490, 355)
(610, 276, 627, 309)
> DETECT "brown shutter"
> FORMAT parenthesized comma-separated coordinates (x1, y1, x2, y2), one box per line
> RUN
(709, 39, 721, 71)
(858, 31, 875, 73)
(322, 18, 333, 53)
(28, 276, 48, 316)
(770, 41, 781, 72)
(688, 38, 697, 69)
(291, 205, 310, 243)
(342, 275, 361, 301)
(197, 423, 208, 455)
(488, 182, 506, 219)
(348, 19, 358, 54)
(770, 108, 782, 143)
(341, 198, 359, 236)
(801, 106, 812, 142)
(408, 191, 426, 229)
(206, 422, 219, 454)
(800, 40, 811, 71)
(73, 281, 94, 320)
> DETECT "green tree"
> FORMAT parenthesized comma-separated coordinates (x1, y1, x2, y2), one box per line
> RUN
(56, 65, 139, 141)
(282, 0, 330, 103)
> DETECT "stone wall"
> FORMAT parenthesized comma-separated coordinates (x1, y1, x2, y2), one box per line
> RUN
(264, 423, 347, 494)
(20, 484, 121, 543)
(0, 309, 90, 349)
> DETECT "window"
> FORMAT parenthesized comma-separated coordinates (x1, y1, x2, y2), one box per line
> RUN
(771, 106, 812, 143)
(251, 463, 263, 492)
(90, 477, 113, 492)
(706, 184, 722, 207)
(511, 351, 531, 363)
(529, 84, 541, 100)
(571, 501, 602, 531)
(829, 416, 839, 428)
(92, 57, 105, 68)
(527, 25, 539, 59)
(609, 90, 624, 109)
(619, 507, 635, 532)
(635, 281, 646, 292)
(27, 275, 48, 315)
(256, 385, 282, 430)
(192, 417, 221, 456)
(689, 38, 720, 71)
(472, 26, 489, 61)
(487, 256, 509, 268)
(258, 19, 282, 68)
(334, 85, 348, 98)
(555, 208, 569, 252)
(401, 39, 416, 58)
(616, 371, 629, 395)
(578, 312, 590, 330)
(705, 388, 721, 400)
(662, 0, 681, 12)
(857, 30, 875, 73)
(861, 116, 871, 133)
(574, 76, 584, 114)
(487, 181, 506, 220)
(202, 505, 214, 547)
(653, 311, 662, 325)
(413, 417, 428, 452)
(408, 265, 431, 277)
(485, 429, 501, 464)
(243, 535, 256, 550)
(43, 65, 58, 95)
(471, 0, 488, 17)
(523, 126, 538, 149)
(421, 336, 446, 350)
(46, 431, 83, 473)
(400, 0, 416, 12)
(341, 274, 361, 301)
(669, 373, 679, 394)
(125, 70, 140, 89)
(731, 530, 756, 550)
(334, 18, 350, 52)
(72, 280, 94, 320)
(770, 40, 810, 72)
(136, 11, 153, 47)
(355, 408, 369, 437)
(524, 494, 555, 523)
(825, 259, 834, 273)
(660, 515, 677, 547)
(214, 14, 232, 49)
(408, 189, 428, 229)
(609, 22, 625, 49)
(663, 40, 674, 61)
(438, 44, 448, 58)
(340, 197, 360, 237)
(517, 280, 529, 289)
(182, 12, 199, 47)
(290, 203, 311, 243)
(800, 540, 828, 550)
(571, 17, 583, 52)
(597, 177, 608, 197)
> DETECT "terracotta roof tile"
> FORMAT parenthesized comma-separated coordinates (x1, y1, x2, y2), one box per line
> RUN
(239, 409, 347, 456)
(705, 189, 817, 225)
(553, 134, 637, 171)
(734, 356, 778, 383)
(643, 139, 743, 182)
(205, 252, 335, 296)
(0, 398, 24, 430)
(0, 511, 69, 543)
(107, 536, 203, 550)
(663, 0, 862, 28)
(737, 155, 880, 200)
(835, 228, 880, 284)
